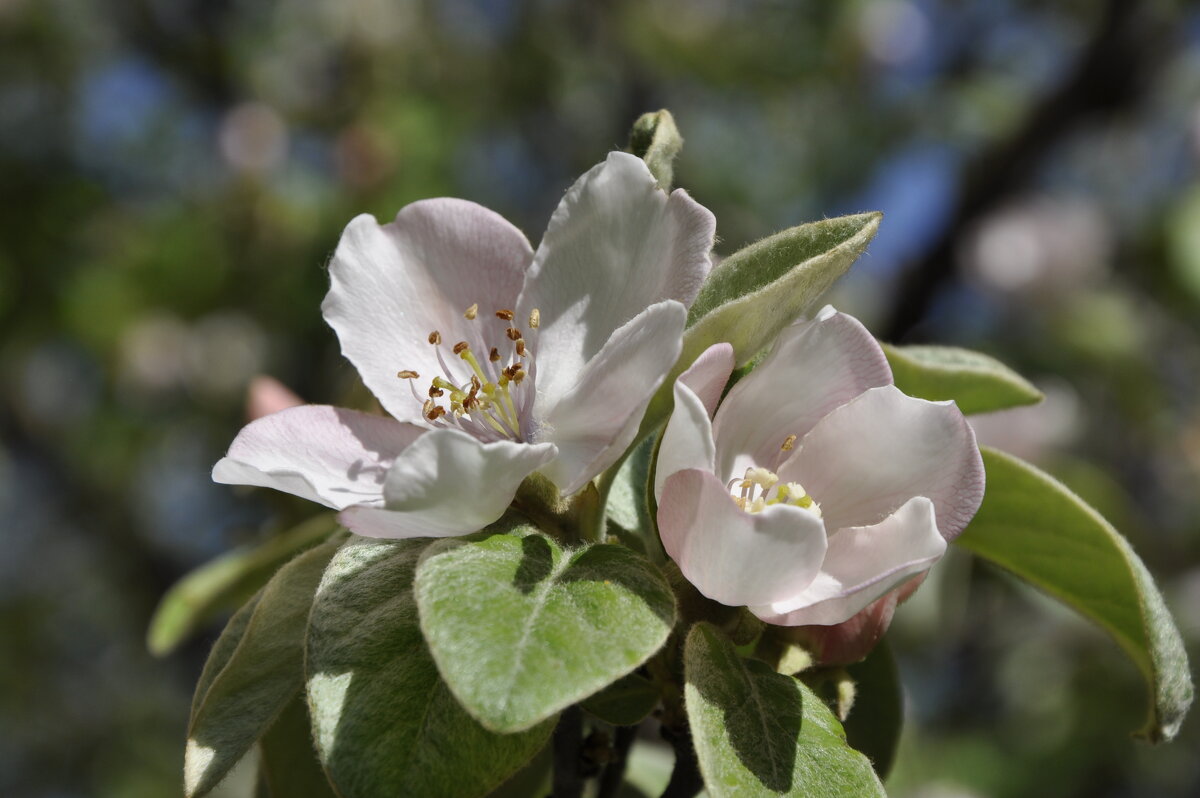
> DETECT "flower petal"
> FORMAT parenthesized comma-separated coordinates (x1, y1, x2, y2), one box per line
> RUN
(784, 385, 984, 540)
(793, 573, 928, 665)
(338, 429, 557, 539)
(536, 301, 686, 495)
(712, 307, 892, 480)
(657, 469, 827, 608)
(653, 343, 735, 501)
(518, 152, 716, 409)
(322, 199, 534, 423)
(752, 497, 945, 626)
(212, 405, 424, 510)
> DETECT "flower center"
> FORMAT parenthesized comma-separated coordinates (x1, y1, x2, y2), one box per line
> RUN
(397, 304, 540, 442)
(728, 464, 821, 518)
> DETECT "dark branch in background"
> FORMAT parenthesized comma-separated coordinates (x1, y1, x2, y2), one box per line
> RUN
(552, 706, 585, 798)
(881, 0, 1177, 342)
(660, 722, 704, 798)
(596, 724, 638, 798)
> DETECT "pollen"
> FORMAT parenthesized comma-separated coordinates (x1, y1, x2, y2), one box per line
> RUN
(529, 308, 540, 329)
(464, 303, 478, 320)
(506, 327, 522, 341)
(781, 434, 797, 451)
(396, 370, 419, 380)
(495, 309, 515, 321)
(452, 341, 470, 355)
(428, 330, 442, 345)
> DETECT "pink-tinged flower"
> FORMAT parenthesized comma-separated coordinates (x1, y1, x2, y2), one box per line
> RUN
(214, 152, 715, 538)
(654, 307, 984, 628)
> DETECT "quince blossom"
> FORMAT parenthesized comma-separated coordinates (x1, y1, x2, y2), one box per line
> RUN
(214, 153, 715, 538)
(654, 307, 984, 627)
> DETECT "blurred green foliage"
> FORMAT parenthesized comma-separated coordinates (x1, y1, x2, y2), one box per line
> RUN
(2, 1, 1199, 796)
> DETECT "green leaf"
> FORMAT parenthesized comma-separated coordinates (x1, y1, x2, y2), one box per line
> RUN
(628, 109, 682, 190)
(306, 537, 552, 798)
(257, 694, 338, 798)
(957, 447, 1194, 742)
(883, 344, 1043, 415)
(185, 536, 341, 798)
(149, 513, 337, 656)
(604, 435, 655, 549)
(415, 529, 676, 733)
(842, 640, 903, 779)
(641, 213, 881, 436)
(581, 672, 661, 726)
(684, 623, 886, 798)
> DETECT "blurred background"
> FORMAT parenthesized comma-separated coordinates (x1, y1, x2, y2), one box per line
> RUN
(2, 0, 1199, 795)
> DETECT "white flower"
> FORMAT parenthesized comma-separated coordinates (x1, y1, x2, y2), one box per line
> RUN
(654, 307, 984, 627)
(214, 152, 716, 538)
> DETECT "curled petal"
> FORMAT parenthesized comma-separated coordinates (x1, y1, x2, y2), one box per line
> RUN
(536, 301, 685, 496)
(795, 573, 928, 666)
(323, 200, 534, 424)
(653, 343, 734, 501)
(212, 406, 424, 510)
(713, 307, 892, 480)
(518, 152, 716, 410)
(339, 429, 556, 539)
(784, 385, 984, 540)
(752, 497, 945, 627)
(658, 469, 827, 608)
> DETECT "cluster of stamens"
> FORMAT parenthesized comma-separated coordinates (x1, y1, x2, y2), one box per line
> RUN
(396, 304, 540, 442)
(727, 434, 820, 517)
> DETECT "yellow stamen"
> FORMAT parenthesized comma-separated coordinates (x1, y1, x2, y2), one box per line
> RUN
(529, 308, 540, 329)
(464, 303, 478, 320)
(515, 339, 526, 357)
(781, 434, 797, 451)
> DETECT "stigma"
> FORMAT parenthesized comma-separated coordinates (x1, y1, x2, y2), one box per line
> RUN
(397, 303, 539, 443)
(728, 466, 822, 518)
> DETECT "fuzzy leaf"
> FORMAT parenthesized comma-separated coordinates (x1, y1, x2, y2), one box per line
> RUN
(883, 344, 1043, 415)
(257, 694, 338, 798)
(684, 624, 885, 798)
(149, 514, 337, 656)
(306, 537, 552, 798)
(628, 109, 682, 190)
(185, 537, 341, 798)
(415, 530, 676, 733)
(641, 213, 881, 435)
(958, 447, 1193, 742)
(581, 672, 661, 726)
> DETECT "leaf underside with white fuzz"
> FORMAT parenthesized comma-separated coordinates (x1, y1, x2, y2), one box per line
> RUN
(185, 536, 341, 798)
(642, 212, 882, 436)
(306, 537, 552, 798)
(628, 109, 682, 190)
(684, 623, 886, 797)
(415, 529, 677, 733)
(883, 344, 1044, 415)
(957, 447, 1193, 742)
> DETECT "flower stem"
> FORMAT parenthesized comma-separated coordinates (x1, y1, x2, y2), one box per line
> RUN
(660, 721, 703, 798)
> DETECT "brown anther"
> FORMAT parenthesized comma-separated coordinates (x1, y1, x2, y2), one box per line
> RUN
(452, 341, 470, 355)
(503, 365, 519, 379)
(505, 327, 522, 341)
(397, 369, 419, 380)
(428, 386, 444, 398)
(428, 330, 442, 345)
(489, 347, 501, 362)
(422, 399, 435, 415)
(529, 308, 540, 329)
(464, 303, 478, 320)
(512, 368, 526, 384)
(515, 339, 526, 356)
(470, 375, 482, 391)
(781, 434, 797, 452)
(427, 406, 446, 420)
(495, 309, 515, 321)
